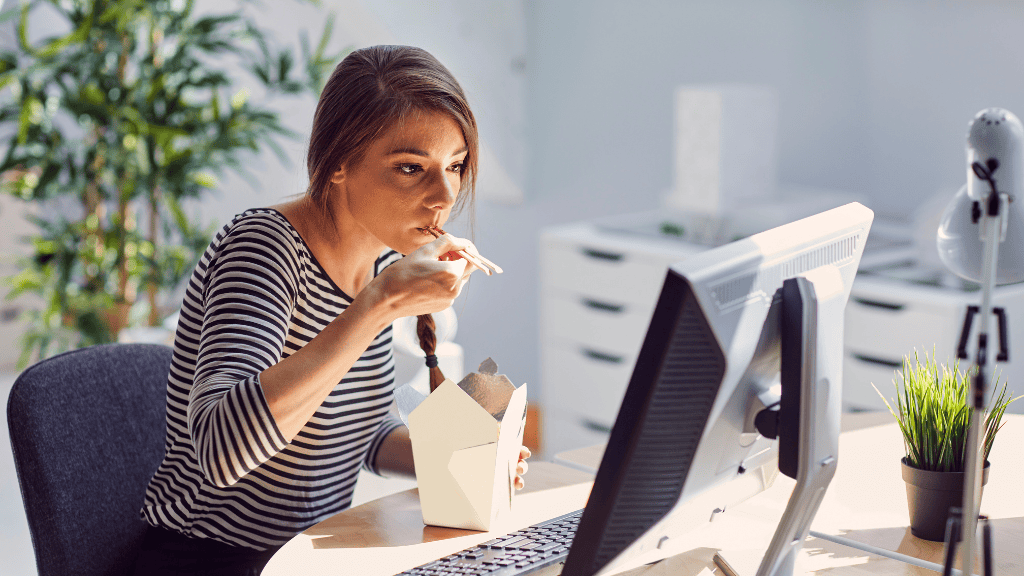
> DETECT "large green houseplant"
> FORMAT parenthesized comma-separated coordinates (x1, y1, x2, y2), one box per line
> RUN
(875, 349, 1018, 541)
(0, 0, 340, 367)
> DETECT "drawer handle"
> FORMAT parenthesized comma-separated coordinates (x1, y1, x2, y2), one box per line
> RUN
(581, 248, 624, 262)
(852, 353, 903, 369)
(581, 418, 612, 434)
(852, 297, 905, 311)
(582, 299, 625, 313)
(582, 348, 624, 364)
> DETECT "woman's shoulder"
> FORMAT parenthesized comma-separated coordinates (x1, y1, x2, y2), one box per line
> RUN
(203, 208, 305, 275)
(214, 208, 301, 248)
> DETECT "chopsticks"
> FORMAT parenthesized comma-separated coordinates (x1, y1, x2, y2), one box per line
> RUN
(426, 226, 503, 275)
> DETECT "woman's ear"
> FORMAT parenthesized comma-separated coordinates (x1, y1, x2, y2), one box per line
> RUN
(330, 165, 345, 184)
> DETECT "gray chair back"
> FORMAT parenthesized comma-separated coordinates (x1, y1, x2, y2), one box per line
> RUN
(7, 343, 171, 576)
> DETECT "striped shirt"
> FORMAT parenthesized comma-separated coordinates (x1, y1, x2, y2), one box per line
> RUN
(140, 208, 405, 550)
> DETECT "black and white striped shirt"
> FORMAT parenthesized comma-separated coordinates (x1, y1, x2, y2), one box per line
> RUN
(141, 208, 405, 550)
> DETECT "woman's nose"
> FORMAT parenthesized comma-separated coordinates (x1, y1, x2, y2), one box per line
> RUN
(425, 170, 457, 209)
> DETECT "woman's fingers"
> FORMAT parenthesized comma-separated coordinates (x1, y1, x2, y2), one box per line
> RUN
(418, 232, 475, 260)
(424, 231, 500, 275)
(377, 231, 490, 316)
(443, 237, 499, 275)
(442, 249, 487, 276)
(514, 445, 531, 490)
(418, 234, 489, 278)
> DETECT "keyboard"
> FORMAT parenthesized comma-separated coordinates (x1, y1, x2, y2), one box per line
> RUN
(397, 509, 584, 576)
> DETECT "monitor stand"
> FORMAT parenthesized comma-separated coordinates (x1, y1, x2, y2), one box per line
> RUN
(716, 271, 844, 576)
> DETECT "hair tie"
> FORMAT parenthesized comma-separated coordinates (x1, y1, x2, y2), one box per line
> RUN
(425, 354, 438, 368)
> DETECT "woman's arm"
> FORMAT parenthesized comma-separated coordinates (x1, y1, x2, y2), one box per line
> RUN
(260, 233, 478, 441)
(188, 222, 478, 487)
(257, 288, 396, 440)
(373, 425, 417, 479)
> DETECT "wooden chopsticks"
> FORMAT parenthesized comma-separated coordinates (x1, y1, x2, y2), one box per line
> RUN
(426, 226, 503, 275)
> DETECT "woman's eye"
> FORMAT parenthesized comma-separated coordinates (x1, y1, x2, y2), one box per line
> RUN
(398, 164, 422, 175)
(449, 162, 464, 174)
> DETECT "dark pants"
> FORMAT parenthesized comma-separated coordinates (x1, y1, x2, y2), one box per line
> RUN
(132, 526, 281, 576)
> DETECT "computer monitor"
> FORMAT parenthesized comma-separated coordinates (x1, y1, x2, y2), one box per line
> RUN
(559, 203, 874, 576)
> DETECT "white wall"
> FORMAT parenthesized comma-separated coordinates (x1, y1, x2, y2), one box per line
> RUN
(861, 1, 1024, 214)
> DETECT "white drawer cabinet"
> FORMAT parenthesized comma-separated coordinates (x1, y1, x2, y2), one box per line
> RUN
(542, 407, 618, 458)
(844, 268, 1024, 412)
(543, 336, 637, 429)
(539, 221, 705, 457)
(540, 242, 677, 307)
(540, 289, 654, 358)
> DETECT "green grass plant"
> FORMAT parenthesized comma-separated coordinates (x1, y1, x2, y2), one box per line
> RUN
(873, 349, 1018, 473)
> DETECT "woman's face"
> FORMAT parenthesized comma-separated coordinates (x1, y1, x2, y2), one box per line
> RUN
(331, 109, 467, 255)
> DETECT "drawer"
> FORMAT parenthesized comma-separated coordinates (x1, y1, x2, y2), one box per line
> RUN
(539, 242, 677, 307)
(539, 290, 655, 357)
(845, 294, 960, 362)
(540, 407, 612, 459)
(540, 338, 636, 429)
(843, 351, 904, 411)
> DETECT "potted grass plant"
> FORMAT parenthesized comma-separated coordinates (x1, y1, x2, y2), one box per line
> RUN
(874, 349, 1018, 541)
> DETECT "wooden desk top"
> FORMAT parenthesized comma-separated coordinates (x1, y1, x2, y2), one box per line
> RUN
(265, 414, 1024, 576)
(264, 462, 595, 576)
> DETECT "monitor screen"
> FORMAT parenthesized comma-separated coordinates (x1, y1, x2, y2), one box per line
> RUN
(559, 203, 874, 576)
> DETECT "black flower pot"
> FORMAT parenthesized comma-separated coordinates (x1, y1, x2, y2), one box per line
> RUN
(901, 458, 990, 542)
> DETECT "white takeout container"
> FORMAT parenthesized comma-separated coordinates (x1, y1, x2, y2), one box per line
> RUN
(397, 359, 528, 531)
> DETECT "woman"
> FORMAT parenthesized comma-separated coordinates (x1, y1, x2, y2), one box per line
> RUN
(134, 45, 529, 575)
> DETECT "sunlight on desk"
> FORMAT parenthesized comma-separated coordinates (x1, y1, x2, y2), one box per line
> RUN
(263, 462, 593, 576)
(717, 414, 1024, 575)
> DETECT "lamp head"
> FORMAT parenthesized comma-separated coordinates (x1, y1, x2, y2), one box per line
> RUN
(937, 108, 1024, 284)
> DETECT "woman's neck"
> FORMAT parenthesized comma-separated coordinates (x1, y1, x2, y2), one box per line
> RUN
(272, 196, 385, 297)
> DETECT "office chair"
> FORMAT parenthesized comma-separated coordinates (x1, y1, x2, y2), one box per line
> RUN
(7, 343, 172, 576)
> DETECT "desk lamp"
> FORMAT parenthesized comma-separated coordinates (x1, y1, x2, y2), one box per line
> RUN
(935, 107, 1024, 576)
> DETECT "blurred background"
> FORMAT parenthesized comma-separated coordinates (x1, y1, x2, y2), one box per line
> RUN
(4, 0, 1024, 573)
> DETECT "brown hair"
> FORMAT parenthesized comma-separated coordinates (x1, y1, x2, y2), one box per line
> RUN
(306, 45, 478, 216)
(307, 45, 477, 390)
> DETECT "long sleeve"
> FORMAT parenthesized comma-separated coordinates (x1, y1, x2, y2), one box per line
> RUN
(361, 412, 405, 476)
(187, 217, 300, 488)
(142, 209, 403, 549)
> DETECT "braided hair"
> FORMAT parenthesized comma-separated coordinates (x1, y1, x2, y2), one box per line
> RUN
(416, 314, 445, 391)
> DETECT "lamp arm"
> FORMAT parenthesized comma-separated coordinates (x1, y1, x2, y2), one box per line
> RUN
(949, 194, 1004, 576)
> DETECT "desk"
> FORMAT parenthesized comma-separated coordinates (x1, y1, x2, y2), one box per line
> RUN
(264, 414, 1024, 575)
(263, 462, 595, 576)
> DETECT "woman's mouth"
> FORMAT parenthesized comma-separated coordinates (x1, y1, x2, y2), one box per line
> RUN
(417, 226, 444, 238)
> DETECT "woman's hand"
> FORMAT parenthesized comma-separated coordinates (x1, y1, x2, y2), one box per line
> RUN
(367, 233, 484, 321)
(515, 446, 531, 490)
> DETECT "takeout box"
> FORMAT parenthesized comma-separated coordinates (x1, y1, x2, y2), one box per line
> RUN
(396, 358, 528, 531)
